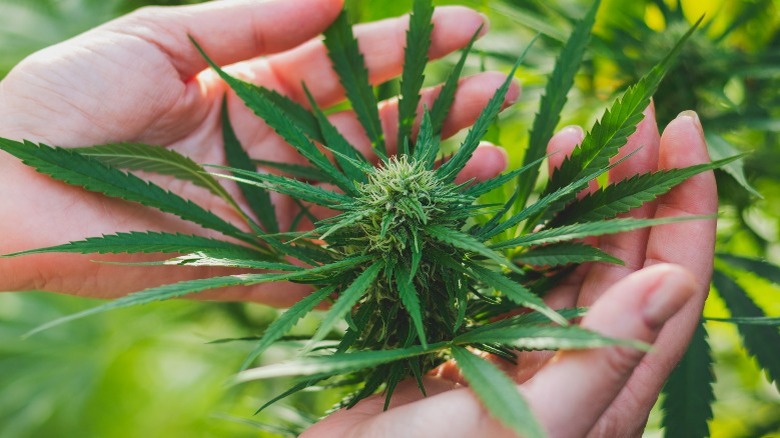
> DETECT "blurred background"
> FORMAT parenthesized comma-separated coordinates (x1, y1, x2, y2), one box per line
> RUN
(0, 0, 778, 436)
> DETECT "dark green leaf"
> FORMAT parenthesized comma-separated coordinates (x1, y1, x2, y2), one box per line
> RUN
(241, 286, 337, 370)
(309, 261, 384, 346)
(252, 159, 332, 183)
(397, 0, 434, 153)
(237, 342, 446, 381)
(437, 36, 537, 182)
(712, 270, 780, 391)
(716, 253, 780, 285)
(425, 225, 517, 271)
(661, 321, 715, 438)
(454, 324, 647, 351)
(513, 242, 623, 266)
(515, 0, 600, 209)
(705, 316, 780, 326)
(0, 139, 246, 239)
(450, 346, 545, 438)
(221, 98, 279, 233)
(323, 11, 386, 157)
(396, 264, 427, 348)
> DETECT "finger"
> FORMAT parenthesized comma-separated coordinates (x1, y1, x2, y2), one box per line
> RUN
(576, 104, 662, 305)
(453, 143, 508, 185)
(523, 264, 697, 437)
(587, 111, 717, 435)
(257, 6, 489, 107)
(546, 125, 598, 196)
(115, 0, 344, 79)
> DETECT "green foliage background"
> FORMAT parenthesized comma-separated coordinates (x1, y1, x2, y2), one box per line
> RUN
(0, 0, 777, 436)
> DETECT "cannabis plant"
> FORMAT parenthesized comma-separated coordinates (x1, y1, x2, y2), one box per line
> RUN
(0, 0, 738, 436)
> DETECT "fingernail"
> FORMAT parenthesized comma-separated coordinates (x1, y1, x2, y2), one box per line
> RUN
(560, 125, 585, 142)
(642, 266, 696, 329)
(677, 110, 704, 138)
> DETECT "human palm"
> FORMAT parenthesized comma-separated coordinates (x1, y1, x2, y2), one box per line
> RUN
(0, 0, 509, 303)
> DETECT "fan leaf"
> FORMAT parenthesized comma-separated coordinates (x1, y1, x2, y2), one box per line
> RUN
(513, 242, 623, 267)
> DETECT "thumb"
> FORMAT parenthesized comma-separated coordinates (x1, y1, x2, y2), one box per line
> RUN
(522, 263, 697, 437)
(116, 0, 344, 78)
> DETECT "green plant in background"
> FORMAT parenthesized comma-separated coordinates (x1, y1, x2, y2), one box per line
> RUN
(0, 0, 747, 436)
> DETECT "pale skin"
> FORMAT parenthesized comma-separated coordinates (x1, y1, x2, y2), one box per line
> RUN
(0, 0, 716, 436)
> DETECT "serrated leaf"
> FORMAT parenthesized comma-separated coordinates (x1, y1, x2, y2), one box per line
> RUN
(211, 166, 351, 208)
(396, 264, 427, 348)
(437, 36, 537, 182)
(25, 255, 369, 336)
(221, 98, 279, 233)
(252, 86, 323, 143)
(302, 84, 370, 184)
(429, 28, 480, 136)
(237, 342, 446, 382)
(0, 139, 247, 240)
(1, 231, 263, 258)
(544, 18, 703, 210)
(397, 0, 434, 153)
(308, 261, 384, 347)
(716, 253, 780, 285)
(513, 242, 622, 266)
(425, 225, 517, 272)
(706, 133, 761, 198)
(192, 39, 355, 194)
(454, 324, 646, 351)
(661, 321, 715, 438)
(515, 0, 600, 209)
(73, 142, 239, 211)
(323, 11, 386, 158)
(131, 253, 294, 270)
(252, 159, 332, 183)
(254, 378, 325, 414)
(463, 156, 547, 199)
(492, 216, 709, 250)
(412, 109, 439, 169)
(712, 270, 780, 391)
(469, 263, 567, 326)
(241, 285, 337, 370)
(552, 156, 741, 226)
(450, 346, 546, 438)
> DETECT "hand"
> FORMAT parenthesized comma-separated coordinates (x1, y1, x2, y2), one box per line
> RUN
(0, 0, 514, 303)
(305, 107, 717, 437)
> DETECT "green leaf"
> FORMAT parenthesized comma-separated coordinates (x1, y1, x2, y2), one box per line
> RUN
(221, 97, 279, 233)
(73, 142, 238, 210)
(309, 261, 384, 346)
(192, 39, 355, 194)
(454, 324, 647, 351)
(463, 156, 547, 199)
(252, 159, 332, 183)
(706, 133, 761, 198)
(513, 242, 623, 267)
(492, 216, 710, 250)
(1, 231, 263, 258)
(397, 0, 434, 153)
(252, 86, 323, 143)
(429, 28, 480, 135)
(437, 36, 537, 182)
(716, 253, 780, 285)
(0, 139, 246, 239)
(302, 84, 370, 184)
(241, 285, 337, 370)
(396, 264, 428, 348)
(544, 18, 702, 205)
(515, 0, 600, 209)
(425, 225, 517, 272)
(469, 263, 567, 326)
(705, 316, 780, 326)
(25, 255, 369, 336)
(661, 321, 715, 438)
(128, 253, 293, 270)
(552, 156, 740, 226)
(450, 346, 546, 438)
(323, 11, 386, 158)
(254, 378, 325, 414)
(412, 109, 440, 169)
(212, 166, 352, 208)
(236, 342, 446, 382)
(712, 270, 780, 391)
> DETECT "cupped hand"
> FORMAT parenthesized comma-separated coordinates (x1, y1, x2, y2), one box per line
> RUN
(305, 107, 717, 437)
(0, 0, 514, 303)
